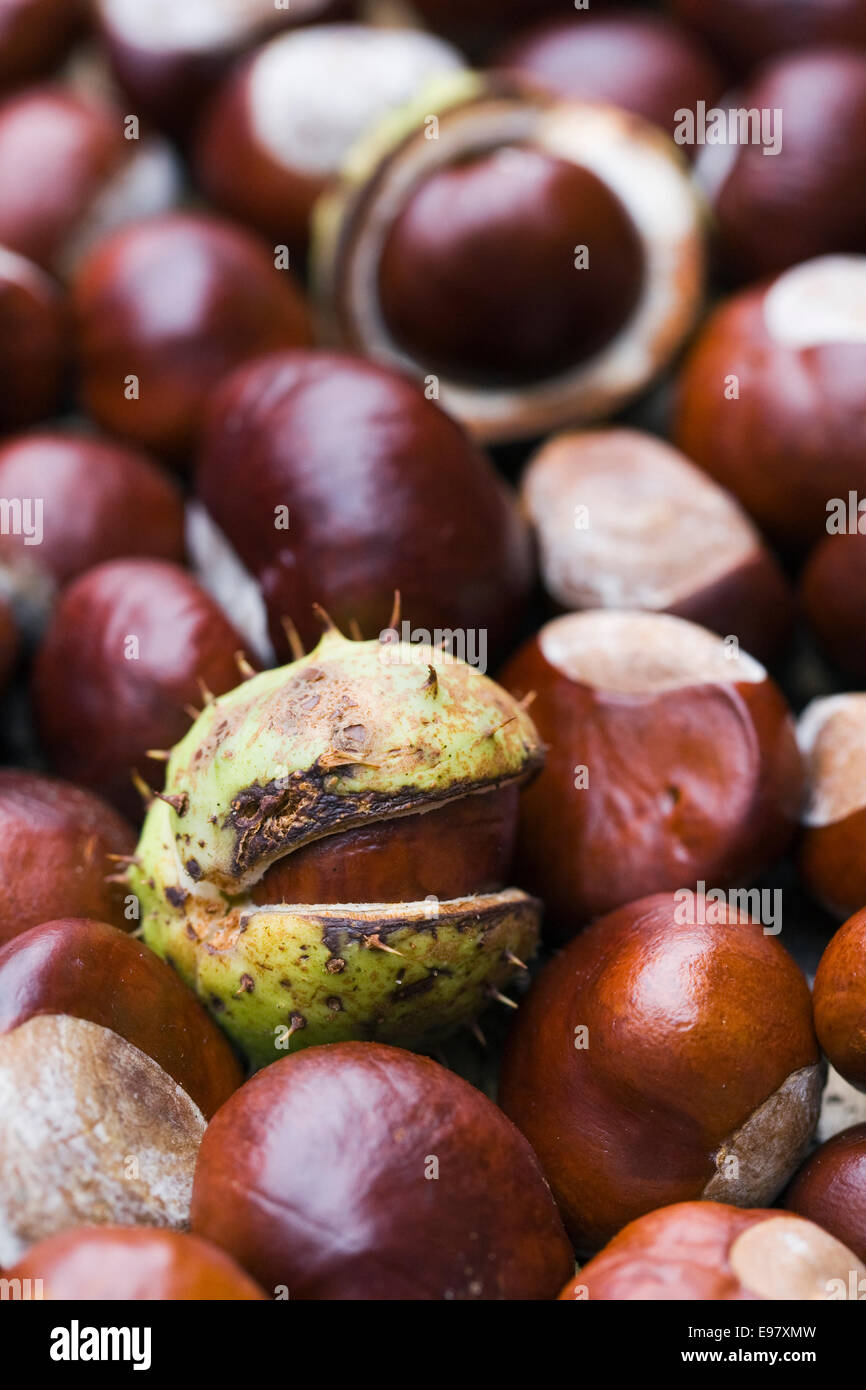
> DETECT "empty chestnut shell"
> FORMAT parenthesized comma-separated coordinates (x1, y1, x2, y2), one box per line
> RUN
(0, 917, 243, 1264)
(520, 427, 793, 662)
(314, 74, 705, 443)
(502, 610, 803, 936)
(813, 907, 866, 1091)
(6, 1226, 266, 1300)
(32, 558, 252, 819)
(785, 1125, 866, 1264)
(0, 245, 65, 431)
(500, 892, 822, 1252)
(0, 86, 179, 279)
(492, 11, 724, 151)
(195, 350, 533, 657)
(797, 695, 866, 921)
(0, 770, 136, 945)
(675, 255, 866, 551)
(73, 212, 313, 463)
(560, 1201, 865, 1300)
(191, 1041, 574, 1299)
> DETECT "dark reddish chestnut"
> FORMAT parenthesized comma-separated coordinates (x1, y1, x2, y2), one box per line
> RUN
(0, 0, 89, 91)
(191, 1041, 574, 1300)
(412, 0, 560, 54)
(493, 11, 724, 151)
(0, 246, 65, 430)
(801, 533, 866, 679)
(500, 892, 822, 1252)
(0, 86, 178, 278)
(0, 431, 184, 631)
(314, 76, 705, 442)
(797, 695, 866, 921)
(32, 558, 253, 819)
(0, 770, 136, 945)
(785, 1125, 866, 1264)
(195, 350, 533, 657)
(95, 0, 350, 138)
(521, 427, 793, 662)
(73, 212, 313, 462)
(0, 598, 17, 691)
(0, 917, 243, 1264)
(560, 1201, 865, 1300)
(196, 24, 464, 250)
(675, 256, 866, 550)
(669, 0, 866, 73)
(699, 52, 866, 282)
(502, 610, 803, 936)
(813, 907, 866, 1091)
(6, 1227, 266, 1300)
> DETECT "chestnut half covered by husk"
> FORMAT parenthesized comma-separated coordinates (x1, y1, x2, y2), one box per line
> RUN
(131, 628, 543, 1067)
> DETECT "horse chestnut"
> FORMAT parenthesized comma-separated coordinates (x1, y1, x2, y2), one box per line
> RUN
(559, 1201, 865, 1300)
(813, 906, 866, 1091)
(785, 1125, 866, 1263)
(502, 610, 803, 936)
(32, 558, 252, 819)
(196, 24, 465, 250)
(0, 430, 184, 633)
(130, 626, 543, 1065)
(0, 246, 65, 431)
(0, 917, 242, 1264)
(675, 255, 866, 550)
(669, 0, 866, 73)
(0, 770, 135, 945)
(191, 1041, 573, 1300)
(0, 1, 89, 91)
(6, 1227, 265, 1300)
(492, 11, 724, 151)
(801, 532, 866, 680)
(797, 695, 866, 920)
(314, 75, 705, 442)
(0, 86, 179, 278)
(195, 350, 533, 657)
(73, 212, 313, 463)
(520, 427, 792, 662)
(500, 892, 822, 1252)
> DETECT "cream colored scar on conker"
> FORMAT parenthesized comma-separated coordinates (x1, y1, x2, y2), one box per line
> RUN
(729, 1216, 866, 1300)
(764, 255, 866, 349)
(797, 694, 866, 826)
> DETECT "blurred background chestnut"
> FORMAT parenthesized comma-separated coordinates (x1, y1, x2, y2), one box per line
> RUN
(33, 558, 252, 818)
(0, 246, 65, 432)
(0, 0, 89, 92)
(669, 0, 866, 73)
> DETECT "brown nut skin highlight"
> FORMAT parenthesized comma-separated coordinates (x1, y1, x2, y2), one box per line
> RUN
(0, 0, 89, 91)
(501, 610, 803, 936)
(785, 1125, 866, 1264)
(6, 1226, 266, 1300)
(499, 892, 822, 1254)
(0, 918, 243, 1118)
(801, 533, 866, 680)
(0, 431, 184, 608)
(73, 212, 313, 463)
(704, 53, 866, 282)
(669, 0, 866, 74)
(191, 1041, 574, 1300)
(0, 771, 136, 946)
(521, 428, 793, 663)
(813, 908, 866, 1091)
(796, 695, 866, 921)
(32, 559, 253, 820)
(196, 350, 532, 657)
(195, 24, 464, 252)
(493, 12, 725, 152)
(559, 1201, 866, 1300)
(675, 257, 866, 551)
(0, 247, 65, 431)
(0, 86, 178, 278)
(96, 0, 351, 139)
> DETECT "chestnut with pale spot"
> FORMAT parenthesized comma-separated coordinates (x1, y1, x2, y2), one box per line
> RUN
(559, 1202, 865, 1300)
(785, 1125, 866, 1263)
(499, 892, 822, 1253)
(797, 695, 866, 921)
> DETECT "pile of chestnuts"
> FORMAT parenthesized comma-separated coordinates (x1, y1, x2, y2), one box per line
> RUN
(3, 0, 866, 1316)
